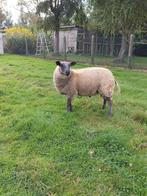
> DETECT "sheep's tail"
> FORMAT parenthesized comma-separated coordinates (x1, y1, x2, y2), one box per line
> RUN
(114, 80, 120, 95)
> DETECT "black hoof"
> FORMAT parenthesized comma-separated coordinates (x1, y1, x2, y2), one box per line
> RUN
(67, 107, 72, 112)
(108, 113, 113, 117)
(67, 110, 72, 112)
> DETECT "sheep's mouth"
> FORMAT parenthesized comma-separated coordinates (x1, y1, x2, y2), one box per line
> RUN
(59, 71, 68, 76)
(64, 71, 70, 76)
(65, 73, 70, 76)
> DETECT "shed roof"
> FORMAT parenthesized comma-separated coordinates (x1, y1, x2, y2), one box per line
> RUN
(60, 25, 83, 31)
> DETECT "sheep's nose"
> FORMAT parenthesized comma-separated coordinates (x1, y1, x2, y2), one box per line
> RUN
(65, 71, 70, 76)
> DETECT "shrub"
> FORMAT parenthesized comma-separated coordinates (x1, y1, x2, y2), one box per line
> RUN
(133, 43, 147, 57)
(4, 27, 36, 55)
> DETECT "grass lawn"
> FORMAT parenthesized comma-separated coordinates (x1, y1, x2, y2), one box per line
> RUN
(0, 54, 147, 195)
(132, 56, 147, 68)
(49, 53, 147, 68)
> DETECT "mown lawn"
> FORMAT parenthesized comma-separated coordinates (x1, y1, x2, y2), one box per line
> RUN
(49, 53, 147, 68)
(0, 54, 147, 195)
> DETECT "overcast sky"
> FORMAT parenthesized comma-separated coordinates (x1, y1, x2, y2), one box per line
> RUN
(6, 0, 20, 23)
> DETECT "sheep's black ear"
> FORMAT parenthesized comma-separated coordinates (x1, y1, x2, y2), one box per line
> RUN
(56, 61, 60, 66)
(71, 61, 76, 66)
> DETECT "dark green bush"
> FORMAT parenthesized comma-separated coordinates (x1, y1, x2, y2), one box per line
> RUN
(4, 36, 36, 55)
(4, 27, 36, 55)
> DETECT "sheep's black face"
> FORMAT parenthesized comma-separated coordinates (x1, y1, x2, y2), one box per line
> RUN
(56, 61, 76, 76)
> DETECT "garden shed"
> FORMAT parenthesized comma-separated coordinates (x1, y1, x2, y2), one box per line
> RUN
(56, 25, 122, 56)
(56, 25, 80, 53)
(0, 32, 4, 54)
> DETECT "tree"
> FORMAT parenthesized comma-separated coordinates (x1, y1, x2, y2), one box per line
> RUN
(2, 17, 13, 28)
(74, 4, 88, 28)
(0, 11, 5, 25)
(37, 0, 82, 55)
(0, 8, 6, 26)
(90, 0, 147, 63)
(17, 0, 41, 32)
(18, 3, 27, 26)
(0, 1, 12, 28)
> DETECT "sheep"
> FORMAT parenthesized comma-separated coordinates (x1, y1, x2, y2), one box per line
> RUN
(53, 61, 120, 116)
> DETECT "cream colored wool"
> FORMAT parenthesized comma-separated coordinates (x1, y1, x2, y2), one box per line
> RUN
(53, 66, 116, 99)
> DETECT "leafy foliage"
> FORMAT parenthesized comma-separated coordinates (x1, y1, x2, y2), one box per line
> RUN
(37, 0, 82, 30)
(89, 0, 147, 62)
(4, 27, 36, 54)
(36, 0, 84, 54)
(0, 7, 6, 26)
(74, 4, 88, 28)
(5, 27, 34, 38)
(17, 0, 42, 32)
(90, 0, 147, 35)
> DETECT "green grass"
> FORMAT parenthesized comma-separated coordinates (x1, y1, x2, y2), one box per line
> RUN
(48, 53, 147, 68)
(0, 54, 147, 195)
(132, 56, 147, 68)
(66, 54, 113, 66)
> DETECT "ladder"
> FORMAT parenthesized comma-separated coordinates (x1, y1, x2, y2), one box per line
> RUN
(35, 32, 49, 56)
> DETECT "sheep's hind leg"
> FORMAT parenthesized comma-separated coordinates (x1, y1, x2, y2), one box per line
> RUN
(67, 97, 72, 112)
(107, 97, 113, 117)
(102, 97, 107, 110)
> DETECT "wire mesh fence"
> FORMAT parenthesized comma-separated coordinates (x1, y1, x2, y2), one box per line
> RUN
(132, 40, 147, 69)
(43, 33, 122, 66)
(3, 30, 147, 70)
(43, 33, 147, 70)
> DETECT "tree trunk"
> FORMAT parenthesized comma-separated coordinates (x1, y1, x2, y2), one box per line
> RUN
(54, 16, 60, 56)
(55, 29, 60, 55)
(114, 34, 127, 64)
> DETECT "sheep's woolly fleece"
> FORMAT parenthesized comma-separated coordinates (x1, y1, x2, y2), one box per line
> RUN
(53, 66, 116, 98)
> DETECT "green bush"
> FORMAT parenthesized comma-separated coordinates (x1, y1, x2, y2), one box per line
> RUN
(4, 27, 36, 55)
(4, 37, 36, 55)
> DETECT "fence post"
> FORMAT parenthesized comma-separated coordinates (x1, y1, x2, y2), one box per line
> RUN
(83, 33, 85, 54)
(128, 34, 134, 69)
(91, 35, 94, 64)
(25, 37, 29, 55)
(43, 37, 46, 59)
(64, 36, 67, 61)
(95, 34, 98, 55)
(110, 35, 114, 57)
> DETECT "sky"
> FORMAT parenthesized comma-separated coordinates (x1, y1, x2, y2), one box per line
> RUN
(5, 0, 20, 23)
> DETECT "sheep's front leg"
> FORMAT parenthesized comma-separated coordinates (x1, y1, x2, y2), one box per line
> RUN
(107, 97, 113, 117)
(67, 97, 72, 112)
(102, 97, 107, 110)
